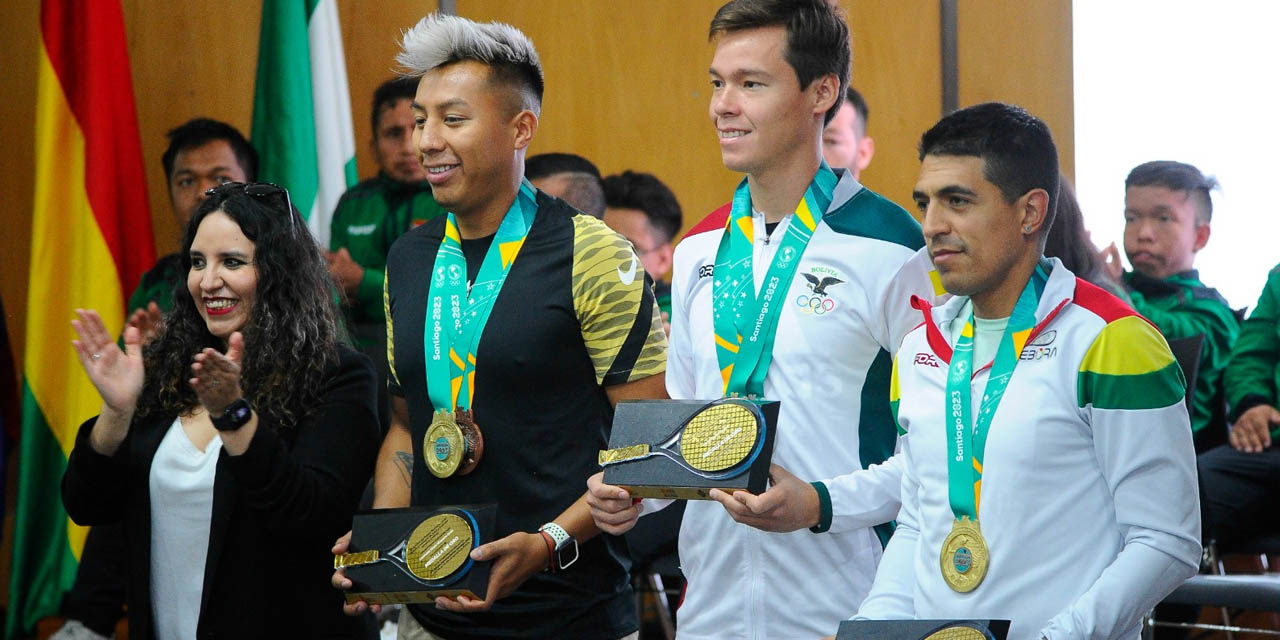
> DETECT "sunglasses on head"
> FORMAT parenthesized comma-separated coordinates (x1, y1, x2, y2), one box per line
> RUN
(204, 181, 296, 237)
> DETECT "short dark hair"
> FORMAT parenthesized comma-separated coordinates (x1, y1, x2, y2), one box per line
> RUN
(709, 0, 851, 125)
(603, 171, 684, 244)
(162, 118, 258, 183)
(919, 102, 1059, 234)
(526, 153, 605, 217)
(845, 86, 869, 135)
(371, 76, 420, 133)
(1125, 160, 1217, 225)
(526, 152, 602, 181)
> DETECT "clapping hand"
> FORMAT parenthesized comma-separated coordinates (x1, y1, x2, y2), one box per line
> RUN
(72, 309, 145, 415)
(190, 331, 245, 416)
(126, 301, 165, 345)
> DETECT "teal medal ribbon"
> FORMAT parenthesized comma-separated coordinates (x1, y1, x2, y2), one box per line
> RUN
(711, 163, 837, 398)
(423, 179, 538, 413)
(939, 260, 1050, 591)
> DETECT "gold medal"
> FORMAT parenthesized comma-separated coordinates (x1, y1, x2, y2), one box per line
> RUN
(939, 516, 988, 592)
(405, 513, 474, 581)
(425, 409, 485, 478)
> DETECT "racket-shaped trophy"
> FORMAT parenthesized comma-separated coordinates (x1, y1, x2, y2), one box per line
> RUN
(335, 504, 496, 605)
(599, 398, 779, 499)
(836, 619, 1010, 640)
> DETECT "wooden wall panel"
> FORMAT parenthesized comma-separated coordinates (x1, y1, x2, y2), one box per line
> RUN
(957, 0, 1074, 180)
(0, 1, 41, 382)
(842, 0, 943, 209)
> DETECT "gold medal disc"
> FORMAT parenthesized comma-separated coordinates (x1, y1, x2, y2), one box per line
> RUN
(939, 516, 989, 592)
(404, 513, 474, 581)
(426, 410, 465, 478)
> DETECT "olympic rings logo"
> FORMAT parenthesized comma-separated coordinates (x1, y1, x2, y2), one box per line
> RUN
(795, 294, 836, 315)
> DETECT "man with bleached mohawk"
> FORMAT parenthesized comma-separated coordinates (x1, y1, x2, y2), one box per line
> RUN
(332, 13, 666, 640)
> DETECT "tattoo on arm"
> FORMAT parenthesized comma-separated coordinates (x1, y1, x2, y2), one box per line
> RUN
(394, 450, 413, 488)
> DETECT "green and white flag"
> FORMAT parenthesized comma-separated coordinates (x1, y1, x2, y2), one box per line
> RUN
(251, 0, 357, 246)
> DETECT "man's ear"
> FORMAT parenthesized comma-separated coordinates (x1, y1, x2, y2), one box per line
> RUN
(856, 136, 875, 173)
(1192, 223, 1211, 253)
(812, 74, 840, 119)
(1020, 188, 1051, 238)
(513, 110, 538, 151)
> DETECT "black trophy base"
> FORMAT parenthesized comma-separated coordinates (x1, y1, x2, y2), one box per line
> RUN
(836, 619, 1011, 640)
(342, 504, 496, 605)
(603, 399, 779, 500)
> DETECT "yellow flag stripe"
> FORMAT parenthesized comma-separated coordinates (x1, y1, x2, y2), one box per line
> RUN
(26, 49, 127, 560)
(736, 216, 753, 241)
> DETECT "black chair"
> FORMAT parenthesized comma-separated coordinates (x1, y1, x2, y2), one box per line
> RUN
(1143, 336, 1280, 638)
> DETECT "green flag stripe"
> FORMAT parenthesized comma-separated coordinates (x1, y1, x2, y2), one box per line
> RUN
(1077, 361, 1186, 411)
(5, 382, 79, 640)
(251, 0, 319, 220)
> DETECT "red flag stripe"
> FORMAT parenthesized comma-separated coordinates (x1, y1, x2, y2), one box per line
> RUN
(40, 0, 155, 298)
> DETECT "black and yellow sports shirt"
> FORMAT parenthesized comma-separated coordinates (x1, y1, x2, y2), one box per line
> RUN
(385, 191, 666, 640)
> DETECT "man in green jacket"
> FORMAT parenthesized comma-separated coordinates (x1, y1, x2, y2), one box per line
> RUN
(329, 77, 447, 348)
(1198, 264, 1280, 549)
(1104, 160, 1239, 452)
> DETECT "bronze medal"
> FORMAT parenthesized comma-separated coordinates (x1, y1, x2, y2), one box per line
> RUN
(425, 409, 484, 478)
(939, 516, 989, 592)
(453, 409, 484, 475)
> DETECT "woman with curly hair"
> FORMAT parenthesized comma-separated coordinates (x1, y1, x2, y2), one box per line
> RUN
(63, 182, 380, 640)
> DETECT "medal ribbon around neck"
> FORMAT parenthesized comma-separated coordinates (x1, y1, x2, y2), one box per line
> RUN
(424, 179, 538, 412)
(944, 261, 1051, 520)
(711, 163, 837, 398)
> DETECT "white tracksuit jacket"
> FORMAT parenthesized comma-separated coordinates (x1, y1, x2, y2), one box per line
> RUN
(661, 170, 942, 639)
(855, 259, 1201, 640)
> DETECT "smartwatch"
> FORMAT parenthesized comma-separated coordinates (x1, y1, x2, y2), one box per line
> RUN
(211, 398, 253, 432)
(538, 522, 579, 571)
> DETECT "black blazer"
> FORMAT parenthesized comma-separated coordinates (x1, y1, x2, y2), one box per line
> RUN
(62, 347, 380, 640)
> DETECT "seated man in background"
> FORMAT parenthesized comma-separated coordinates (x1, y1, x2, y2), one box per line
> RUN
(328, 77, 447, 426)
(53, 117, 257, 640)
(526, 151, 607, 217)
(1105, 160, 1239, 451)
(602, 170, 683, 322)
(821, 86, 875, 180)
(1200, 263, 1280, 549)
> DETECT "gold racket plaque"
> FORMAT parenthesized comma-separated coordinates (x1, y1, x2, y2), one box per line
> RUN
(600, 399, 779, 500)
(405, 513, 473, 581)
(940, 516, 989, 593)
(924, 627, 988, 640)
(337, 505, 496, 605)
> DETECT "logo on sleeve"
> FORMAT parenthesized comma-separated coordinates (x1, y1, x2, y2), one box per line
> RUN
(795, 267, 845, 315)
(698, 265, 715, 279)
(914, 353, 941, 368)
(617, 254, 638, 285)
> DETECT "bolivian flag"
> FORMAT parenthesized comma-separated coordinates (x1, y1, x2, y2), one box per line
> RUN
(7, 1, 155, 637)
